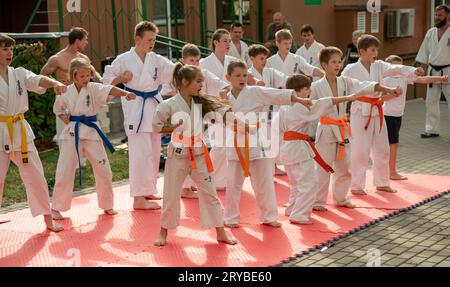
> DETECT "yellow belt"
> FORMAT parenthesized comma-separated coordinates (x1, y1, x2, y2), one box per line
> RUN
(0, 113, 29, 164)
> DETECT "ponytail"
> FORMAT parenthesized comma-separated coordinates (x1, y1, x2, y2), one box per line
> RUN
(172, 63, 230, 116)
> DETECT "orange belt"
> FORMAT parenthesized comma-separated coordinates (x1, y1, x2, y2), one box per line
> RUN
(320, 116, 351, 160)
(357, 97, 384, 132)
(283, 131, 334, 173)
(232, 122, 260, 177)
(0, 113, 29, 164)
(171, 133, 214, 173)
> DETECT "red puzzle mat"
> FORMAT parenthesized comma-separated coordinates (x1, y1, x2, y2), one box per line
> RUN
(0, 172, 448, 267)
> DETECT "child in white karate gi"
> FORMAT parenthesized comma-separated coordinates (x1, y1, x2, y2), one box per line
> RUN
(0, 33, 67, 232)
(103, 21, 175, 210)
(153, 63, 237, 246)
(341, 35, 424, 195)
(223, 60, 312, 228)
(51, 58, 137, 219)
(160, 43, 230, 199)
(279, 74, 362, 224)
(311, 47, 401, 211)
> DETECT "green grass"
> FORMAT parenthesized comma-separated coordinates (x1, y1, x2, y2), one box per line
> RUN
(2, 148, 130, 208)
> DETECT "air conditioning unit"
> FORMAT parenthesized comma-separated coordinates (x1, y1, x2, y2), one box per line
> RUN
(385, 8, 415, 38)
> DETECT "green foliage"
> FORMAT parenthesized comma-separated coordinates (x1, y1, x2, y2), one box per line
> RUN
(11, 39, 60, 149)
(2, 148, 130, 208)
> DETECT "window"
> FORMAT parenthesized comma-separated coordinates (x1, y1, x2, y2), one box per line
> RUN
(222, 0, 251, 23)
(370, 11, 379, 33)
(386, 9, 415, 38)
(357, 11, 366, 33)
(152, 0, 184, 21)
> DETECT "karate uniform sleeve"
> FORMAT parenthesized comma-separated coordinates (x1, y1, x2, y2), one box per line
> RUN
(296, 54, 315, 76)
(18, 67, 46, 95)
(341, 64, 352, 77)
(203, 70, 229, 96)
(309, 84, 320, 100)
(252, 86, 293, 106)
(288, 97, 333, 123)
(53, 93, 69, 116)
(90, 82, 114, 107)
(406, 73, 418, 85)
(346, 77, 377, 95)
(381, 61, 417, 79)
(157, 55, 176, 85)
(272, 68, 288, 88)
(152, 101, 171, 133)
(416, 30, 431, 64)
(160, 83, 176, 96)
(102, 57, 123, 85)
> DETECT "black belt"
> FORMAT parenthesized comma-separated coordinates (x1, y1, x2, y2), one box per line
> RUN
(429, 64, 450, 88)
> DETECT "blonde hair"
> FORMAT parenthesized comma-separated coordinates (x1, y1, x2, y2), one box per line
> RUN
(135, 21, 158, 38)
(352, 30, 363, 38)
(385, 55, 403, 64)
(69, 57, 93, 81)
(172, 62, 230, 116)
(275, 29, 293, 42)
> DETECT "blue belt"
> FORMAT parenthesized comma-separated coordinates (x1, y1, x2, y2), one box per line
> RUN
(69, 115, 115, 187)
(124, 86, 160, 132)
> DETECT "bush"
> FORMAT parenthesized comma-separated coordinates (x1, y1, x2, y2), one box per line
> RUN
(11, 39, 60, 149)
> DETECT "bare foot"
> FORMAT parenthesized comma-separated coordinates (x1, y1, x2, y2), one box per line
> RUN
(262, 221, 282, 228)
(144, 194, 162, 200)
(390, 173, 408, 180)
(133, 197, 161, 210)
(216, 227, 238, 245)
(44, 214, 64, 232)
(190, 186, 198, 191)
(51, 209, 64, 220)
(104, 209, 118, 215)
(339, 202, 356, 208)
(181, 188, 199, 199)
(225, 223, 240, 229)
(376, 186, 397, 193)
(290, 219, 313, 225)
(313, 206, 328, 211)
(154, 228, 168, 246)
(351, 189, 368, 195)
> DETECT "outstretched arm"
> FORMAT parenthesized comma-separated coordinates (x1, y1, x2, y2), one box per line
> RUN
(38, 76, 67, 95)
(415, 75, 448, 84)
(312, 67, 325, 78)
(374, 83, 402, 98)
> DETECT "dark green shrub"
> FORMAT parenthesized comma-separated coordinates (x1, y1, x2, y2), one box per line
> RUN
(11, 39, 60, 149)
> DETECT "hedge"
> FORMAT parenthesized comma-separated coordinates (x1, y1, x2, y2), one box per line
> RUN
(12, 39, 60, 149)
